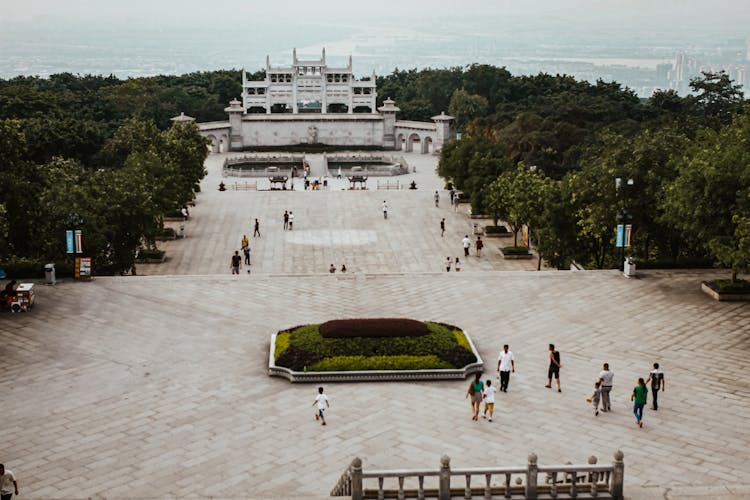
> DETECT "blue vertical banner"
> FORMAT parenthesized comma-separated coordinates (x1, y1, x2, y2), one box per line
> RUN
(66, 230, 75, 253)
(616, 224, 632, 248)
(74, 229, 83, 253)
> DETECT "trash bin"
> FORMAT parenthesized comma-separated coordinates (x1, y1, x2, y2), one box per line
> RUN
(179, 225, 185, 239)
(623, 257, 636, 278)
(44, 263, 56, 285)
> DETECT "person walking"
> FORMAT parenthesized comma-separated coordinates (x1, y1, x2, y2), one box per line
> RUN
(241, 234, 249, 249)
(597, 363, 614, 412)
(445, 257, 452, 272)
(587, 381, 602, 416)
(313, 386, 330, 426)
(454, 257, 461, 272)
(475, 236, 484, 257)
(482, 379, 496, 422)
(462, 235, 471, 257)
(496, 344, 515, 392)
(434, 190, 440, 207)
(631, 378, 648, 428)
(382, 201, 389, 219)
(0, 464, 19, 500)
(329, 264, 336, 273)
(253, 218, 261, 237)
(466, 372, 484, 421)
(283, 210, 289, 230)
(440, 218, 445, 238)
(545, 344, 562, 392)
(230, 251, 242, 274)
(289, 211, 294, 230)
(243, 245, 251, 266)
(645, 363, 665, 410)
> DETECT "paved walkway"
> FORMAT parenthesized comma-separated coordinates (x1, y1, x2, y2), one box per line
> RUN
(1, 151, 749, 499)
(150, 152, 537, 276)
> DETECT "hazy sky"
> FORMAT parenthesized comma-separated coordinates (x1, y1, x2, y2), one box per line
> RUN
(2, 0, 749, 31)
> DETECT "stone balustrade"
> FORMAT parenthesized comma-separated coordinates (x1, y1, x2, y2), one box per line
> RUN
(331, 452, 624, 500)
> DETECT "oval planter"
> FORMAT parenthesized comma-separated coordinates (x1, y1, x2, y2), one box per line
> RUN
(701, 281, 750, 302)
(268, 330, 484, 383)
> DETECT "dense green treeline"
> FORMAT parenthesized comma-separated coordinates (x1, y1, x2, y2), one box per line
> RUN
(434, 70, 748, 278)
(0, 70, 229, 274)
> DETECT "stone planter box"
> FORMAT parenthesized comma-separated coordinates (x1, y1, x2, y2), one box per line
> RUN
(701, 281, 750, 302)
(135, 251, 166, 264)
(268, 331, 484, 383)
(499, 249, 533, 260)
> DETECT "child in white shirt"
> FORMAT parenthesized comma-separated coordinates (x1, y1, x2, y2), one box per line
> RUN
(482, 379, 497, 422)
(313, 386, 330, 425)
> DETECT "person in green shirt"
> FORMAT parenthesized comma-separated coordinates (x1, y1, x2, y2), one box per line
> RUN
(631, 378, 648, 428)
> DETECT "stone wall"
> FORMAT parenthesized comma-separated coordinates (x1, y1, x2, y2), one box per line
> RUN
(236, 114, 385, 148)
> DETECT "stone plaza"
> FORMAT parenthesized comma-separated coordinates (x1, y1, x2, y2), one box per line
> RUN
(1, 151, 749, 499)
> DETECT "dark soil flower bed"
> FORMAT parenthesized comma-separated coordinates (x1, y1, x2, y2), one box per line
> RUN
(273, 319, 476, 372)
(320, 318, 430, 338)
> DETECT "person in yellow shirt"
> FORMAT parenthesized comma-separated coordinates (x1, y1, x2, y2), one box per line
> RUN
(241, 235, 249, 249)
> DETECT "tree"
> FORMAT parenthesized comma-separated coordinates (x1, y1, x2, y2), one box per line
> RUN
(484, 163, 550, 248)
(664, 111, 750, 282)
(688, 71, 745, 130)
(448, 89, 489, 131)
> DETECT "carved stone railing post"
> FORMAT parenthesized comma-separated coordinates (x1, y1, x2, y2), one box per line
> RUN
(438, 455, 451, 500)
(351, 457, 363, 500)
(588, 455, 599, 497)
(525, 453, 538, 499)
(611, 450, 624, 500)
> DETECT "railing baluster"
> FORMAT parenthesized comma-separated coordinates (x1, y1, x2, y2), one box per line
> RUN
(378, 477, 385, 500)
(570, 469, 577, 498)
(505, 472, 512, 499)
(465, 473, 472, 499)
(398, 476, 405, 500)
(418, 475, 425, 500)
(484, 473, 492, 499)
(550, 472, 558, 498)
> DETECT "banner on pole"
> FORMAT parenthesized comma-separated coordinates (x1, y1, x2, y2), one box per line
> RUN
(74, 229, 83, 253)
(66, 230, 75, 254)
(616, 224, 632, 248)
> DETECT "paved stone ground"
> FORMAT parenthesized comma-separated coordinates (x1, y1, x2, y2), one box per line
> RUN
(1, 151, 749, 499)
(149, 152, 540, 276)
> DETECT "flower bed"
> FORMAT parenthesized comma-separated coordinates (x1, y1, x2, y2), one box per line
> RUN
(269, 319, 483, 382)
(135, 249, 166, 263)
(500, 246, 533, 259)
(485, 225, 512, 237)
(701, 279, 750, 301)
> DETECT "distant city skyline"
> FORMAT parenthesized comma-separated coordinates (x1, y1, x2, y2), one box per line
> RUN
(1, 0, 749, 96)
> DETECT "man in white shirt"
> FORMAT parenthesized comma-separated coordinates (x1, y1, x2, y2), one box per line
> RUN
(382, 201, 388, 219)
(312, 386, 330, 426)
(0, 464, 19, 500)
(497, 344, 516, 392)
(462, 235, 471, 257)
(645, 362, 665, 410)
(597, 363, 614, 412)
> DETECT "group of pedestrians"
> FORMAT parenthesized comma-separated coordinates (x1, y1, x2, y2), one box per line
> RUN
(444, 257, 462, 272)
(464, 344, 665, 430)
(586, 362, 665, 427)
(283, 210, 295, 230)
(461, 235, 484, 258)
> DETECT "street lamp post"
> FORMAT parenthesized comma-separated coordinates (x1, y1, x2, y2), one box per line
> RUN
(615, 178, 634, 272)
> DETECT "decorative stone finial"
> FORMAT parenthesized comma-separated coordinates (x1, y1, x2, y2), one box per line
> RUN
(528, 453, 538, 464)
(614, 450, 624, 461)
(440, 455, 450, 468)
(352, 457, 362, 468)
(588, 456, 598, 464)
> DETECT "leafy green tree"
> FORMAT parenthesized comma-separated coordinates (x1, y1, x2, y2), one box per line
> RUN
(448, 89, 489, 131)
(664, 112, 750, 281)
(688, 71, 745, 130)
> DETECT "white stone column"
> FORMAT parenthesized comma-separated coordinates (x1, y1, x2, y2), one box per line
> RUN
(292, 72, 299, 114)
